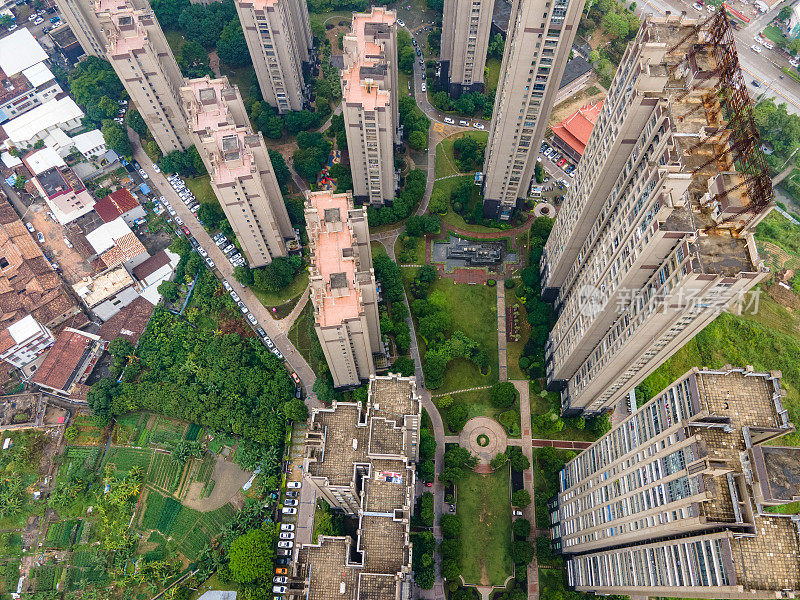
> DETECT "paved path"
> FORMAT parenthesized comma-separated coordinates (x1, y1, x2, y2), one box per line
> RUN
(128, 130, 320, 409)
(531, 439, 593, 450)
(430, 385, 492, 397)
(277, 287, 310, 333)
(497, 283, 508, 382)
(459, 417, 508, 466)
(512, 380, 539, 600)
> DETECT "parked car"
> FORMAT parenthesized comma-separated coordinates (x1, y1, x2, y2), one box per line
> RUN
(248, 314, 257, 325)
(223, 281, 233, 291)
(286, 490, 299, 498)
(277, 540, 293, 549)
(458, 120, 469, 126)
(763, 41, 775, 50)
(752, 44, 762, 53)
(257, 327, 267, 337)
(287, 481, 301, 489)
(273, 576, 288, 583)
(277, 548, 292, 556)
(272, 348, 284, 360)
(420, 82, 426, 92)
(397, 18, 404, 26)
(272, 586, 287, 594)
(198, 247, 208, 257)
(280, 505, 297, 514)
(444, 117, 454, 124)
(230, 291, 240, 302)
(181, 226, 191, 236)
(223, 244, 236, 255)
(291, 372, 301, 385)
(473, 122, 485, 130)
(276, 557, 290, 566)
(138, 169, 148, 179)
(281, 523, 296, 531)
(513, 510, 523, 517)
(205, 257, 215, 268)
(275, 568, 288, 575)
(63, 237, 73, 249)
(36, 232, 44, 244)
(25, 222, 35, 233)
(279, 532, 295, 540)
(152, 164, 160, 173)
(284, 499, 298, 507)
(237, 301, 248, 314)
(174, 216, 183, 226)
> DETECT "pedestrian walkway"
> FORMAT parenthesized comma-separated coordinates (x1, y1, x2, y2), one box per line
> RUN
(512, 380, 539, 600)
(278, 287, 310, 333)
(430, 385, 492, 397)
(497, 283, 507, 382)
(531, 438, 593, 450)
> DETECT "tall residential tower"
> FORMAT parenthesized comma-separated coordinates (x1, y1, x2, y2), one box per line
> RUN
(481, 0, 582, 220)
(181, 76, 293, 267)
(305, 190, 381, 388)
(235, 0, 311, 113)
(540, 13, 773, 416)
(440, 0, 493, 97)
(95, 0, 192, 154)
(341, 8, 399, 207)
(552, 366, 800, 598)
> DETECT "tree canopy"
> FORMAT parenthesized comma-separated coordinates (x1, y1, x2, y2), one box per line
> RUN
(228, 525, 277, 584)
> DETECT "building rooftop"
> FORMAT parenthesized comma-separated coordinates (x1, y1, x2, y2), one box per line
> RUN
(94, 188, 140, 223)
(0, 198, 82, 329)
(96, 295, 154, 345)
(342, 7, 395, 109)
(30, 327, 101, 393)
(132, 248, 175, 282)
(551, 100, 603, 157)
(72, 266, 135, 307)
(22, 62, 55, 88)
(2, 96, 84, 146)
(0, 29, 48, 76)
(71, 129, 105, 154)
(559, 56, 592, 90)
(97, 0, 149, 55)
(24, 148, 65, 176)
(306, 191, 363, 328)
(0, 68, 32, 107)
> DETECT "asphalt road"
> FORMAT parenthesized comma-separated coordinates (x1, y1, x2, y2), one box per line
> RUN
(127, 133, 321, 404)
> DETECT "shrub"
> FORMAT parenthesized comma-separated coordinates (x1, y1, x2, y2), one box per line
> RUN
(489, 382, 517, 409)
(511, 489, 531, 508)
(447, 404, 468, 432)
(440, 514, 461, 539)
(510, 540, 535, 565)
(486, 279, 497, 286)
(504, 279, 516, 289)
(512, 518, 531, 540)
(64, 427, 78, 442)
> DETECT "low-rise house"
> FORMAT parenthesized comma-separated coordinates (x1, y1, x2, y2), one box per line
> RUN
(0, 30, 62, 124)
(94, 188, 145, 226)
(0, 315, 54, 379)
(72, 265, 139, 321)
(30, 328, 103, 401)
(85, 216, 149, 270)
(2, 95, 84, 149)
(131, 249, 180, 304)
(24, 147, 95, 224)
(551, 100, 603, 164)
(96, 296, 155, 346)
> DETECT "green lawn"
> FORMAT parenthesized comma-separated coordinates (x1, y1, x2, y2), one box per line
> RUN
(163, 30, 186, 57)
(440, 389, 520, 437)
(252, 271, 309, 309)
(484, 57, 501, 94)
(185, 175, 218, 206)
(458, 467, 513, 586)
(529, 381, 603, 442)
(219, 64, 258, 106)
(430, 175, 508, 234)
(308, 9, 354, 30)
(410, 276, 499, 393)
(288, 301, 327, 376)
(434, 132, 489, 179)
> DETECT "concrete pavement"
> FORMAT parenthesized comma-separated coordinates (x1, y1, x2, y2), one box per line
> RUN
(497, 283, 508, 382)
(128, 133, 320, 407)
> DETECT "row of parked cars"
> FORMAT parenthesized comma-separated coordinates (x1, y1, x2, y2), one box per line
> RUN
(273, 480, 303, 594)
(213, 232, 246, 268)
(541, 141, 576, 177)
(442, 116, 486, 129)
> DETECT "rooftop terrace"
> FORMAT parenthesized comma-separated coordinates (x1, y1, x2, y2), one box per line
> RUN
(342, 7, 395, 108)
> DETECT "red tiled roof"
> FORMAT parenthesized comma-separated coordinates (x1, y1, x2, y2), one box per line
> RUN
(132, 250, 171, 281)
(97, 296, 154, 346)
(551, 100, 604, 156)
(30, 328, 94, 392)
(94, 189, 139, 223)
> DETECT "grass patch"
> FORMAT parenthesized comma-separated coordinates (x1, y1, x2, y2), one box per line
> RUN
(163, 31, 186, 57)
(765, 501, 800, 514)
(288, 301, 327, 376)
(530, 381, 602, 442)
(413, 277, 499, 393)
(431, 176, 506, 234)
(485, 57, 501, 94)
(506, 292, 531, 380)
(185, 175, 218, 206)
(440, 389, 520, 436)
(458, 467, 512, 586)
(252, 271, 309, 309)
(434, 132, 488, 179)
(218, 64, 258, 106)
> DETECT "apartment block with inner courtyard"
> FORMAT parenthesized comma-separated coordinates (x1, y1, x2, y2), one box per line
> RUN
(292, 374, 421, 600)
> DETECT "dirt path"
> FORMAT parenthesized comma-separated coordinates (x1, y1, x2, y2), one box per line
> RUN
(181, 455, 250, 512)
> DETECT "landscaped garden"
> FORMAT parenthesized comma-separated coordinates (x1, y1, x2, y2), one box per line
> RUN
(457, 467, 513, 586)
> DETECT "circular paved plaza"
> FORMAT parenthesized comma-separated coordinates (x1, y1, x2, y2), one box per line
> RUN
(459, 417, 508, 465)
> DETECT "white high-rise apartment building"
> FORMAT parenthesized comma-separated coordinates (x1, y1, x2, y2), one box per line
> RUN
(235, 0, 311, 114)
(440, 0, 493, 96)
(181, 76, 293, 267)
(341, 7, 399, 207)
(540, 14, 773, 416)
(305, 190, 381, 388)
(95, 0, 192, 154)
(481, 0, 582, 220)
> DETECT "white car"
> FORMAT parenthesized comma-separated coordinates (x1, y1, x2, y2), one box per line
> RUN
(692, 2, 702, 9)
(230, 291, 240, 302)
(284, 499, 299, 507)
(273, 587, 287, 594)
(248, 314, 257, 325)
(272, 348, 284, 360)
(34, 17, 43, 25)
(279, 532, 295, 540)
(205, 257, 215, 268)
(473, 123, 485, 130)
(752, 44, 762, 53)
(763, 41, 775, 50)
(444, 117, 454, 124)
(167, 207, 177, 216)
(420, 82, 426, 92)
(138, 169, 148, 179)
(63, 237, 73, 249)
(198, 247, 208, 257)
(459, 120, 469, 127)
(287, 481, 301, 488)
(281, 507, 297, 515)
(175, 216, 184, 226)
(190, 205, 200, 213)
(152, 164, 160, 173)
(223, 281, 233, 291)
(25, 222, 35, 233)
(36, 232, 44, 244)
(397, 19, 404, 26)
(791, 58, 800, 68)
(281, 524, 296, 531)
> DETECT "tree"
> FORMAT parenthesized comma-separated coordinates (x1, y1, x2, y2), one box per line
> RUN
(408, 129, 428, 151)
(489, 382, 517, 409)
(64, 426, 79, 442)
(418, 492, 434, 527)
(125, 109, 148, 137)
(228, 526, 276, 584)
(603, 12, 629, 38)
(510, 540, 535, 564)
(268, 149, 291, 190)
(429, 187, 449, 214)
(101, 120, 132, 156)
(391, 356, 415, 377)
(198, 202, 225, 229)
(534, 161, 545, 184)
(487, 32, 505, 59)
(417, 459, 435, 482)
(511, 489, 531, 508)
(217, 21, 250, 67)
(283, 398, 309, 422)
(313, 377, 335, 402)
(419, 429, 437, 461)
(399, 45, 416, 74)
(233, 265, 255, 287)
(507, 447, 530, 472)
(157, 280, 179, 302)
(178, 39, 210, 77)
(444, 445, 477, 470)
(780, 5, 793, 20)
(440, 514, 461, 539)
(490, 452, 508, 470)
(512, 518, 531, 540)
